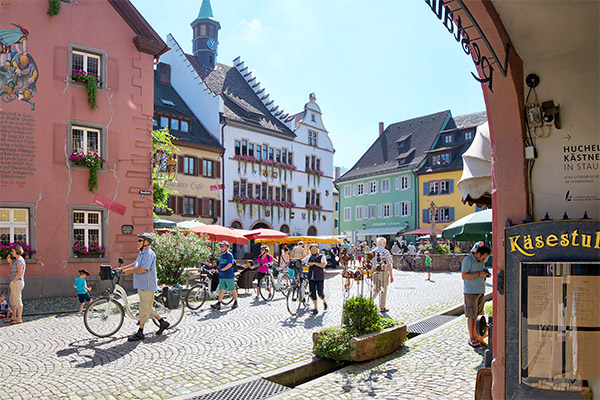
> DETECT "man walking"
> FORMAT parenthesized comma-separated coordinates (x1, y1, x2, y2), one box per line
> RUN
(370, 237, 394, 313)
(302, 244, 328, 315)
(461, 245, 491, 347)
(210, 241, 239, 310)
(121, 233, 169, 341)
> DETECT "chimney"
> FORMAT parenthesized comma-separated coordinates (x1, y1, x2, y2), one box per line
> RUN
(335, 166, 341, 180)
(379, 122, 384, 136)
(157, 63, 171, 85)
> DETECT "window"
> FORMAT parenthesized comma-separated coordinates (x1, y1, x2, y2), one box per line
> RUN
(247, 183, 253, 198)
(308, 130, 318, 146)
(268, 186, 273, 199)
(316, 158, 321, 171)
(248, 144, 254, 157)
(382, 203, 391, 218)
(233, 181, 240, 197)
(170, 118, 179, 131)
(432, 152, 450, 165)
(288, 152, 293, 164)
(281, 185, 287, 201)
(241, 140, 247, 155)
(369, 181, 378, 194)
(261, 182, 267, 199)
(209, 25, 215, 37)
(381, 179, 390, 193)
(429, 181, 438, 195)
(268, 148, 274, 160)
(276, 187, 281, 201)
(438, 207, 451, 221)
(276, 149, 281, 163)
(344, 185, 352, 198)
(305, 156, 310, 170)
(72, 210, 101, 250)
(200, 24, 207, 36)
(0, 208, 29, 245)
(334, 219, 338, 229)
(208, 199, 215, 217)
(281, 149, 287, 163)
(343, 207, 351, 222)
(357, 183, 365, 196)
(160, 116, 169, 128)
(234, 140, 241, 156)
(287, 189, 293, 202)
(153, 118, 158, 127)
(464, 130, 474, 141)
(255, 185, 261, 198)
(311, 113, 316, 122)
(180, 121, 189, 132)
(401, 176, 411, 190)
(72, 126, 100, 155)
(444, 134, 453, 144)
(335, 201, 339, 212)
(203, 159, 214, 178)
(183, 156, 195, 175)
(423, 207, 454, 223)
(72, 50, 100, 81)
(355, 206, 363, 220)
(256, 144, 262, 160)
(262, 145, 268, 160)
(240, 179, 246, 197)
(440, 180, 449, 194)
(396, 201, 411, 217)
(183, 197, 195, 216)
(368, 204, 376, 219)
(425, 179, 453, 196)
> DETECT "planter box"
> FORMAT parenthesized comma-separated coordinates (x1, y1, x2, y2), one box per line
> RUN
(312, 324, 407, 362)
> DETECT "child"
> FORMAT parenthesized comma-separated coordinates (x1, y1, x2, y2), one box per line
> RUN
(425, 251, 432, 281)
(0, 292, 12, 320)
(74, 269, 93, 312)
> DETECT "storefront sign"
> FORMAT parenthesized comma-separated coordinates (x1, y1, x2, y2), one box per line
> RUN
(424, 0, 511, 92)
(508, 229, 600, 257)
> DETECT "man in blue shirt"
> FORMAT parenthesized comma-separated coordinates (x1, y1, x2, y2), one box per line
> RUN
(461, 245, 491, 347)
(121, 233, 169, 341)
(210, 241, 239, 310)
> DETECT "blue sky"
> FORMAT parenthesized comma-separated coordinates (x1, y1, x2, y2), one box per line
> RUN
(131, 0, 486, 172)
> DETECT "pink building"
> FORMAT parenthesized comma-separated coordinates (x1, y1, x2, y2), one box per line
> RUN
(0, 0, 167, 297)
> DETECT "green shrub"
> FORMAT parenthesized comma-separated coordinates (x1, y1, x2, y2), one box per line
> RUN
(313, 327, 353, 359)
(341, 296, 382, 337)
(435, 244, 451, 254)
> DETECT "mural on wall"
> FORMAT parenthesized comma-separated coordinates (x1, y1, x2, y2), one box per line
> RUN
(0, 24, 38, 110)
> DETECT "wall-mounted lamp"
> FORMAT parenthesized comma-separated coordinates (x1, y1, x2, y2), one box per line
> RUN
(156, 177, 167, 189)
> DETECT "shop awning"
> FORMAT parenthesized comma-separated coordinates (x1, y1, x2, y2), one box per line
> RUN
(457, 121, 492, 207)
(357, 226, 407, 237)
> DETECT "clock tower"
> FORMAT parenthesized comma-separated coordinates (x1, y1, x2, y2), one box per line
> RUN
(191, 0, 220, 69)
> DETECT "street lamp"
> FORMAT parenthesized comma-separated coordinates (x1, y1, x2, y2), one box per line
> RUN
(157, 176, 167, 189)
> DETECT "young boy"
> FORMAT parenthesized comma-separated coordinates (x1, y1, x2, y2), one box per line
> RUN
(74, 269, 93, 312)
(0, 292, 12, 320)
(425, 251, 432, 281)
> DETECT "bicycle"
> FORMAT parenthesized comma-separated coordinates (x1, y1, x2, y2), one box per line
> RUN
(83, 260, 185, 338)
(258, 263, 292, 301)
(286, 267, 310, 316)
(398, 253, 423, 271)
(185, 266, 237, 310)
(448, 252, 461, 272)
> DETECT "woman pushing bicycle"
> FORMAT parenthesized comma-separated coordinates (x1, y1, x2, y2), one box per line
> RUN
(255, 245, 274, 299)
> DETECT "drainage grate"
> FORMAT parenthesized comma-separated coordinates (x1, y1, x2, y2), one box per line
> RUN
(407, 315, 458, 338)
(189, 378, 289, 400)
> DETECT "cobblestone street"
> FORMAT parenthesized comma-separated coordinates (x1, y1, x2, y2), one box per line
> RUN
(0, 271, 491, 399)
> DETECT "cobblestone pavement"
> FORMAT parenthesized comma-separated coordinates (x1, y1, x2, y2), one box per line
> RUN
(0, 271, 490, 400)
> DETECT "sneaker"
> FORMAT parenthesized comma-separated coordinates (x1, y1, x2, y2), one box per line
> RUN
(231, 301, 238, 309)
(311, 309, 318, 315)
(254, 296, 260, 300)
(380, 308, 389, 313)
(210, 302, 221, 310)
(127, 331, 145, 342)
(156, 319, 170, 335)
(323, 302, 328, 311)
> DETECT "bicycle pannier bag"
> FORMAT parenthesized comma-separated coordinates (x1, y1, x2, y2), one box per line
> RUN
(161, 284, 182, 309)
(99, 265, 113, 280)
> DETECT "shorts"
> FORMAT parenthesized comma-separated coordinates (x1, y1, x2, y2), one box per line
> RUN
(78, 293, 92, 303)
(219, 278, 236, 291)
(426, 264, 432, 272)
(464, 293, 485, 318)
(256, 272, 267, 283)
(309, 279, 325, 300)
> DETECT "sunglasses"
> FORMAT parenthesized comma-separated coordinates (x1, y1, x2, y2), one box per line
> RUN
(137, 239, 144, 242)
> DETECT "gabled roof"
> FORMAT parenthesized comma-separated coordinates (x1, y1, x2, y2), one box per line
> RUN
(442, 111, 487, 131)
(185, 55, 296, 138)
(153, 71, 223, 152)
(336, 110, 451, 183)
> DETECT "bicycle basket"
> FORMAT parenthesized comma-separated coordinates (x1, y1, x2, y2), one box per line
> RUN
(99, 265, 113, 280)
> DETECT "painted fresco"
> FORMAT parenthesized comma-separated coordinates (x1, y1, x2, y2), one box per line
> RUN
(0, 24, 38, 110)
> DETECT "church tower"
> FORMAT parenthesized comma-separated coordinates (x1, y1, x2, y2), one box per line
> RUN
(191, 0, 220, 69)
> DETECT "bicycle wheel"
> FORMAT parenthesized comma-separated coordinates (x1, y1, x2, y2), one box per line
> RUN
(259, 275, 275, 301)
(185, 284, 207, 310)
(278, 273, 291, 297)
(152, 296, 185, 329)
(448, 257, 461, 272)
(411, 257, 424, 272)
(302, 280, 311, 307)
(286, 285, 301, 316)
(84, 297, 124, 338)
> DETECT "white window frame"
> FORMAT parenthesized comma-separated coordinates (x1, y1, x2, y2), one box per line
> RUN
(72, 125, 101, 155)
(400, 175, 411, 190)
(72, 210, 102, 249)
(72, 50, 101, 79)
(368, 181, 378, 194)
(344, 185, 352, 198)
(440, 180, 449, 194)
(343, 207, 351, 222)
(381, 179, 390, 193)
(308, 130, 318, 147)
(0, 208, 29, 245)
(357, 183, 365, 196)
(355, 205, 363, 220)
(183, 156, 195, 175)
(429, 181, 439, 195)
(400, 201, 411, 217)
(69, 44, 107, 90)
(382, 203, 392, 218)
(438, 208, 451, 221)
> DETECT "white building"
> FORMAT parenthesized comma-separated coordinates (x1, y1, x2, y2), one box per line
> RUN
(159, 0, 335, 254)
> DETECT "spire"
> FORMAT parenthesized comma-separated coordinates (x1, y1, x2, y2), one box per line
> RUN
(197, 0, 214, 19)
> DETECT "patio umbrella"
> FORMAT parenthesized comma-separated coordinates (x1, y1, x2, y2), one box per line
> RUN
(442, 209, 492, 241)
(176, 219, 205, 229)
(190, 225, 249, 245)
(153, 217, 176, 229)
(244, 228, 288, 239)
(403, 227, 442, 236)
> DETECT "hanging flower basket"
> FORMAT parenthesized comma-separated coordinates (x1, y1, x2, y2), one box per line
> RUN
(71, 69, 99, 110)
(70, 152, 104, 192)
(47, 0, 61, 18)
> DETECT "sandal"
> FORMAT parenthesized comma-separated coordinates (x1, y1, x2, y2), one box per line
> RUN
(469, 339, 481, 348)
(9, 320, 22, 324)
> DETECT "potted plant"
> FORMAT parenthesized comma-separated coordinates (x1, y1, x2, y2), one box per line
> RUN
(69, 152, 104, 192)
(71, 69, 99, 109)
(0, 242, 36, 259)
(313, 296, 407, 362)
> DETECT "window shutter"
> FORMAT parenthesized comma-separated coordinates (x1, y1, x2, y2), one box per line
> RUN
(363, 205, 368, 219)
(422, 209, 428, 224)
(178, 156, 184, 174)
(215, 161, 221, 178)
(195, 198, 201, 217)
(449, 207, 455, 221)
(395, 177, 399, 191)
(395, 202, 400, 217)
(177, 196, 184, 215)
(423, 181, 429, 196)
(353, 184, 357, 196)
(202, 198, 210, 217)
(407, 201, 412, 217)
(168, 195, 176, 215)
(378, 204, 382, 218)
(197, 158, 203, 177)
(215, 200, 221, 218)
(407, 175, 412, 189)
(449, 179, 454, 193)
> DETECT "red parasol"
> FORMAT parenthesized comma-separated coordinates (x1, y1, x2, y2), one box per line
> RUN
(190, 225, 249, 245)
(403, 227, 443, 236)
(244, 228, 288, 239)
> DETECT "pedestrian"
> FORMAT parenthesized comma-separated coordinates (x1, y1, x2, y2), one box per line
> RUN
(302, 243, 328, 315)
(391, 242, 401, 255)
(471, 241, 484, 254)
(120, 233, 170, 341)
(408, 242, 416, 255)
(74, 269, 93, 312)
(256, 245, 274, 299)
(278, 245, 290, 279)
(329, 244, 340, 269)
(210, 241, 239, 310)
(424, 251, 432, 281)
(461, 245, 492, 347)
(370, 237, 394, 313)
(6, 245, 25, 324)
(0, 292, 12, 320)
(400, 240, 409, 254)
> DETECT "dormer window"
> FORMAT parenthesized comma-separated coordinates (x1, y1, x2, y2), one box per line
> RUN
(432, 152, 450, 165)
(464, 130, 474, 140)
(311, 113, 316, 122)
(444, 134, 453, 144)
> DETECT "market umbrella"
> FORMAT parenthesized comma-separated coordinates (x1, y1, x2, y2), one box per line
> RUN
(176, 219, 205, 229)
(190, 225, 249, 245)
(244, 228, 288, 239)
(153, 217, 176, 229)
(442, 209, 492, 241)
(403, 227, 442, 236)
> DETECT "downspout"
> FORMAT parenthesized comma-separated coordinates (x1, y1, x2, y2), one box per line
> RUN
(220, 113, 227, 226)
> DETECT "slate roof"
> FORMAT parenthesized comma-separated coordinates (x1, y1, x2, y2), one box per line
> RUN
(186, 55, 296, 138)
(153, 71, 223, 152)
(418, 111, 487, 174)
(336, 110, 451, 183)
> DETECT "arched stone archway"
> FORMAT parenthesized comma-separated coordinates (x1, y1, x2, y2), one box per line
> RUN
(279, 224, 290, 234)
(250, 219, 273, 230)
(307, 225, 317, 236)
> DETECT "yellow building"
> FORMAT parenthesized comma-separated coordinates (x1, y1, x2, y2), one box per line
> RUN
(416, 112, 487, 231)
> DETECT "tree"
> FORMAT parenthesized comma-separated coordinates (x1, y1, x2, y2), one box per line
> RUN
(152, 128, 179, 215)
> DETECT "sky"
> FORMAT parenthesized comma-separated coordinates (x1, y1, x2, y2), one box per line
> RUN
(131, 0, 486, 172)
